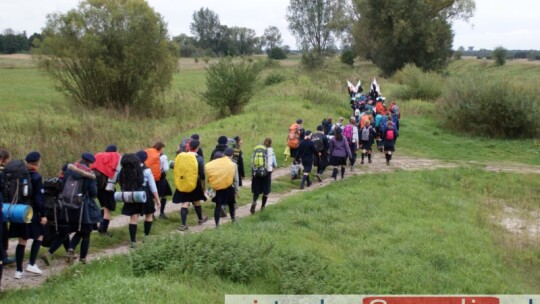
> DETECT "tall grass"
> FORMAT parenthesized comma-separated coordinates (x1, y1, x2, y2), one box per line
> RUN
(392, 64, 444, 101)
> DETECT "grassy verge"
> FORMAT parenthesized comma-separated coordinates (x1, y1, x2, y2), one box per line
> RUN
(3, 168, 538, 303)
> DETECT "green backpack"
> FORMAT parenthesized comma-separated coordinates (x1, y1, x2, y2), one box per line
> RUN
(251, 145, 268, 177)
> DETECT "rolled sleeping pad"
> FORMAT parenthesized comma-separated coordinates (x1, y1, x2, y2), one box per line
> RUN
(2, 203, 33, 223)
(114, 191, 147, 203)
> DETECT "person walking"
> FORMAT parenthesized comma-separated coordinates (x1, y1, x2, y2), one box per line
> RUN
(205, 148, 238, 227)
(296, 131, 317, 189)
(312, 125, 329, 182)
(92, 145, 121, 237)
(359, 121, 377, 164)
(250, 138, 277, 213)
(328, 128, 352, 180)
(383, 121, 399, 165)
(172, 140, 208, 231)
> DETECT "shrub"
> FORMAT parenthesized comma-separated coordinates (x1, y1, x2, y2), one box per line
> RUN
(441, 72, 540, 138)
(264, 73, 286, 86)
(301, 52, 326, 70)
(492, 47, 508, 66)
(393, 64, 444, 101)
(267, 47, 287, 60)
(202, 58, 262, 116)
(340, 49, 355, 66)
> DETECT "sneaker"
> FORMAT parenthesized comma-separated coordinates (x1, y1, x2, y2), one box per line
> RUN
(14, 271, 23, 279)
(231, 217, 236, 223)
(159, 213, 168, 220)
(368, 159, 372, 164)
(178, 225, 188, 231)
(41, 252, 52, 266)
(386, 160, 390, 165)
(361, 160, 364, 165)
(3, 256, 16, 265)
(79, 258, 87, 265)
(198, 216, 208, 225)
(26, 264, 43, 275)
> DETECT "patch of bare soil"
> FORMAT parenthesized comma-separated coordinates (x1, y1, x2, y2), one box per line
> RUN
(2, 154, 539, 291)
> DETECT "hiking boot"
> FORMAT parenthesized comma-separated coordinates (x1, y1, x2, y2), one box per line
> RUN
(315, 174, 322, 182)
(231, 217, 236, 222)
(26, 264, 43, 275)
(198, 216, 208, 225)
(41, 252, 52, 266)
(159, 213, 168, 220)
(220, 207, 227, 218)
(178, 225, 188, 231)
(66, 249, 75, 264)
(369, 159, 372, 164)
(386, 160, 390, 165)
(306, 179, 312, 187)
(14, 271, 23, 279)
(250, 203, 257, 214)
(130, 242, 137, 249)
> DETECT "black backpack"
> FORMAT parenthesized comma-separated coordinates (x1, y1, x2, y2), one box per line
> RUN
(2, 160, 33, 204)
(43, 177, 64, 209)
(118, 153, 144, 191)
(61, 173, 85, 209)
(311, 133, 324, 152)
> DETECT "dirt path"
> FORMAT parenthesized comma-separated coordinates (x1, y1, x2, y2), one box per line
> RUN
(2, 154, 539, 290)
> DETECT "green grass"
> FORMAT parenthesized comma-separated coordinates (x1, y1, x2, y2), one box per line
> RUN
(2, 169, 538, 303)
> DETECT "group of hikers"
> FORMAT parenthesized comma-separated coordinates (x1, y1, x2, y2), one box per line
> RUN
(0, 78, 400, 289)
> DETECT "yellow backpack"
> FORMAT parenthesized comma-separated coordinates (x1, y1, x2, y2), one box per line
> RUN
(205, 157, 235, 191)
(174, 152, 199, 192)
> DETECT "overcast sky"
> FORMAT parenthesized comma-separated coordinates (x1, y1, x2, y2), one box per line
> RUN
(1, 0, 539, 50)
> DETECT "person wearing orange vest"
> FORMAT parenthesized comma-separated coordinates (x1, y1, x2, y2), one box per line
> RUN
(145, 142, 172, 219)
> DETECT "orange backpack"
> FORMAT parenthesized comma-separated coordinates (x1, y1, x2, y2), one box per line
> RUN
(144, 148, 161, 181)
(287, 123, 301, 149)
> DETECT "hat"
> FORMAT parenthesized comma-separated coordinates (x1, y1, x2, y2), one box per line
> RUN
(213, 152, 223, 159)
(233, 136, 241, 142)
(224, 148, 234, 157)
(316, 125, 323, 131)
(25, 151, 41, 163)
(305, 130, 312, 137)
(296, 118, 303, 124)
(136, 150, 147, 162)
(191, 134, 200, 140)
(218, 136, 228, 145)
(105, 145, 117, 152)
(81, 152, 95, 163)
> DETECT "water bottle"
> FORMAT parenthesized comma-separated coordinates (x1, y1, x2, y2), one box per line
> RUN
(22, 178, 29, 197)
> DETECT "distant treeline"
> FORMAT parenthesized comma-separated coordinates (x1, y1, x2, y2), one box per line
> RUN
(0, 29, 42, 54)
(456, 47, 540, 61)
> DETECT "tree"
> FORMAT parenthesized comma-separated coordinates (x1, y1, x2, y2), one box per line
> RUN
(286, 0, 346, 55)
(34, 0, 176, 110)
(267, 47, 287, 60)
(202, 58, 261, 116)
(263, 26, 283, 50)
(492, 46, 508, 66)
(352, 0, 475, 75)
(190, 8, 221, 53)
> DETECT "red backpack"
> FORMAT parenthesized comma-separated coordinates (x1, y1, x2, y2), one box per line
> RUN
(386, 129, 395, 141)
(343, 125, 353, 142)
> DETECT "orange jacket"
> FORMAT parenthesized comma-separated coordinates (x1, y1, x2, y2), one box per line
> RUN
(145, 148, 161, 181)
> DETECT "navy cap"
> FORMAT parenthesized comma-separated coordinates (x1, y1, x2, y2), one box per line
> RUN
(25, 151, 41, 163)
(105, 145, 117, 152)
(81, 152, 95, 163)
(136, 150, 148, 163)
(218, 136, 228, 145)
(224, 148, 234, 157)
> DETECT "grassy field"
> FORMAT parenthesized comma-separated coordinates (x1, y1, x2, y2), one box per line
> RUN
(2, 169, 539, 303)
(0, 54, 539, 301)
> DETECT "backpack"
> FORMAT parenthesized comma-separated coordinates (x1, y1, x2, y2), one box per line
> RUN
(205, 157, 235, 191)
(290, 163, 301, 180)
(386, 129, 395, 141)
(2, 160, 33, 204)
(343, 125, 353, 142)
(43, 177, 64, 209)
(177, 137, 192, 155)
(144, 148, 161, 182)
(61, 173, 84, 209)
(287, 123, 301, 149)
(361, 127, 371, 141)
(118, 153, 145, 192)
(174, 152, 199, 192)
(311, 133, 324, 152)
(251, 145, 268, 177)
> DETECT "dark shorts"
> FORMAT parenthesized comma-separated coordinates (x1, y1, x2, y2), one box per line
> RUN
(97, 189, 116, 211)
(384, 141, 395, 152)
(9, 213, 45, 240)
(172, 181, 207, 203)
(302, 161, 313, 173)
(361, 140, 373, 150)
(156, 174, 173, 197)
(213, 187, 236, 205)
(121, 201, 156, 216)
(251, 173, 272, 196)
(330, 156, 347, 166)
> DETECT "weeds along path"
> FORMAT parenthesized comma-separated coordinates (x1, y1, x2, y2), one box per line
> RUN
(3, 154, 540, 290)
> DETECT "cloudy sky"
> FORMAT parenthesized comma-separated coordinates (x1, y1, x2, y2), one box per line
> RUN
(1, 0, 539, 50)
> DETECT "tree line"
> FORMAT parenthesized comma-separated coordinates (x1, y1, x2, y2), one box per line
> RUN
(0, 29, 42, 54)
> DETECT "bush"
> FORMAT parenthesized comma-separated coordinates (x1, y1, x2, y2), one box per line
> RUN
(267, 47, 287, 60)
(492, 47, 508, 66)
(393, 64, 444, 101)
(340, 49, 355, 66)
(441, 72, 540, 138)
(202, 58, 262, 116)
(264, 73, 286, 86)
(301, 52, 326, 70)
